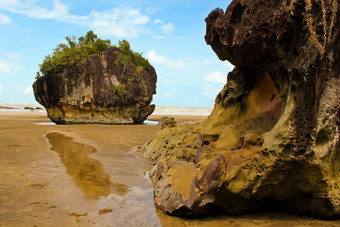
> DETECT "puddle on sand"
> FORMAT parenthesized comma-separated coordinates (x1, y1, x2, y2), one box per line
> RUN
(46, 132, 128, 200)
(35, 122, 56, 125)
(144, 120, 158, 126)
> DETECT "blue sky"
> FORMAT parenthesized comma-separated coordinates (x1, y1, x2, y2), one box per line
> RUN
(0, 0, 233, 107)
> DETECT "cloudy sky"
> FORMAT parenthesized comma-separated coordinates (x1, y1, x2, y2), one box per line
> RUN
(0, 0, 233, 107)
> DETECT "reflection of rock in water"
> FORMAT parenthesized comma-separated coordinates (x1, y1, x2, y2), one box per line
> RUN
(46, 132, 127, 200)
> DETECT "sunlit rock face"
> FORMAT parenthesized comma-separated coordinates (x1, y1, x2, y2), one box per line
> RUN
(33, 47, 157, 124)
(141, 0, 340, 219)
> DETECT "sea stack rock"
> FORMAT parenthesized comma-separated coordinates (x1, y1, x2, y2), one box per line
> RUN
(141, 0, 339, 219)
(33, 47, 157, 124)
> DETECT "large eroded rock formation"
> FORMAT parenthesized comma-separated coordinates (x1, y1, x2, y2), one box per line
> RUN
(141, 0, 340, 219)
(33, 47, 157, 124)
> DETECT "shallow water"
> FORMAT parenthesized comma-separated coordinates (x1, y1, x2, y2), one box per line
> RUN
(34, 122, 56, 125)
(45, 132, 340, 227)
(46, 132, 128, 200)
(45, 131, 163, 226)
(144, 120, 159, 125)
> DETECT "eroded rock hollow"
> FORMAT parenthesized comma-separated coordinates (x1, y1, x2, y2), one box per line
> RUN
(141, 0, 340, 219)
(33, 47, 157, 124)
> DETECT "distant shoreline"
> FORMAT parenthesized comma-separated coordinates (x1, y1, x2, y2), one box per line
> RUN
(0, 103, 213, 116)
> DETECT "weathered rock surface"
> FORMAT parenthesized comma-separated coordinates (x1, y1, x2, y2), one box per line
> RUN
(158, 117, 177, 129)
(33, 47, 157, 124)
(141, 0, 340, 219)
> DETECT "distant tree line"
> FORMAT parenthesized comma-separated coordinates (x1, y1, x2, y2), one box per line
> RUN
(36, 31, 150, 79)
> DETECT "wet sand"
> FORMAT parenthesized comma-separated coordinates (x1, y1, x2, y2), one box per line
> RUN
(0, 112, 339, 226)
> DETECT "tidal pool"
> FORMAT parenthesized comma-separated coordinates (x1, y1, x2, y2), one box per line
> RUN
(35, 122, 56, 125)
(46, 132, 128, 200)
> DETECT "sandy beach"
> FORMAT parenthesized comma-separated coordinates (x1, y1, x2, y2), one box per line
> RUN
(0, 112, 339, 226)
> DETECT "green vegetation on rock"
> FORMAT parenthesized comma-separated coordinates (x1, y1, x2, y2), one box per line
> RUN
(115, 40, 150, 70)
(36, 31, 150, 79)
(110, 84, 126, 96)
(110, 40, 151, 96)
(37, 31, 112, 77)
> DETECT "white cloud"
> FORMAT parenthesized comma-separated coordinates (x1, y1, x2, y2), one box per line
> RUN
(203, 59, 235, 71)
(0, 0, 20, 7)
(164, 80, 174, 86)
(0, 0, 85, 22)
(0, 12, 11, 24)
(154, 35, 165, 39)
(160, 22, 174, 35)
(154, 19, 174, 35)
(203, 83, 222, 98)
(147, 49, 184, 69)
(154, 19, 163, 24)
(87, 6, 150, 37)
(0, 60, 22, 74)
(164, 91, 172, 98)
(224, 61, 235, 72)
(13, 84, 32, 94)
(204, 59, 211, 65)
(24, 86, 32, 94)
(15, 84, 22, 91)
(0, 52, 22, 74)
(0, 1, 174, 37)
(153, 19, 174, 35)
(204, 71, 226, 84)
(5, 52, 22, 59)
(162, 80, 178, 99)
(187, 96, 198, 102)
(203, 71, 227, 98)
(0, 1, 150, 38)
(146, 7, 159, 14)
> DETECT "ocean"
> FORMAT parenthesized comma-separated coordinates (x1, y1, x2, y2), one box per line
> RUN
(0, 103, 213, 116)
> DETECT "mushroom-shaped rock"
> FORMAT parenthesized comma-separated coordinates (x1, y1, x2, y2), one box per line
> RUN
(33, 47, 157, 124)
